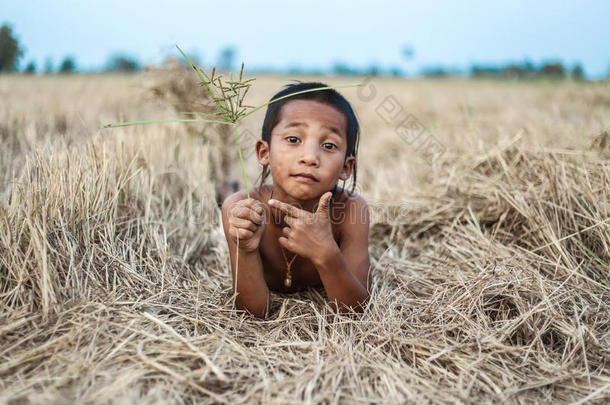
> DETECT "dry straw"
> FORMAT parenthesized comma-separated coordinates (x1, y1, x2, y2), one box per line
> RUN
(0, 72, 608, 403)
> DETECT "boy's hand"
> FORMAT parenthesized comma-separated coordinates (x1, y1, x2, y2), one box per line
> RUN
(268, 192, 338, 264)
(227, 198, 266, 252)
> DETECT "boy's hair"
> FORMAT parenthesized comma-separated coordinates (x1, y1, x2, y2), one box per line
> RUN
(258, 81, 360, 198)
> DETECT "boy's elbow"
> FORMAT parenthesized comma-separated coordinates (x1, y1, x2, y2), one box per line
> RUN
(243, 307, 269, 319)
(235, 295, 270, 319)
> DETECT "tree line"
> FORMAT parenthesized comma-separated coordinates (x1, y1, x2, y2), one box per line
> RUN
(1, 23, 605, 80)
(0, 24, 141, 74)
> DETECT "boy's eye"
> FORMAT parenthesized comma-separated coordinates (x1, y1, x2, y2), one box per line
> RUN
(284, 136, 337, 150)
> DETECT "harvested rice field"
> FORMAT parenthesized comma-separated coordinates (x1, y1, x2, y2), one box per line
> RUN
(0, 71, 609, 404)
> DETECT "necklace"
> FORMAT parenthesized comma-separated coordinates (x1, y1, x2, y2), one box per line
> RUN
(269, 188, 298, 287)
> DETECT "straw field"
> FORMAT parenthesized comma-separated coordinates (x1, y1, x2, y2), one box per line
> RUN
(0, 71, 609, 404)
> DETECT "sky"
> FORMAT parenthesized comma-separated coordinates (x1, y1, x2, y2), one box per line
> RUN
(2, 0, 609, 77)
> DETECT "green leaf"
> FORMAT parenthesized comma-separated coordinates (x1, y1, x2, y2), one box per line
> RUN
(100, 118, 234, 129)
(176, 45, 231, 122)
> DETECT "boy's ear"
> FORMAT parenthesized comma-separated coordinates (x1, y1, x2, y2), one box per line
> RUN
(256, 140, 270, 166)
(339, 156, 355, 181)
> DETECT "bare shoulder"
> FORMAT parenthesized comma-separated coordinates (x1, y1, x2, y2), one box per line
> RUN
(332, 187, 369, 213)
(331, 188, 370, 229)
(222, 186, 268, 208)
(222, 190, 248, 207)
(221, 190, 247, 218)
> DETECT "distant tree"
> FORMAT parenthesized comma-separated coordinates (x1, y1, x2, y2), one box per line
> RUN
(571, 63, 585, 81)
(469, 60, 574, 81)
(400, 44, 415, 76)
(502, 64, 523, 79)
(0, 23, 23, 72)
(59, 56, 76, 74)
(538, 61, 565, 79)
(287, 66, 304, 75)
(390, 66, 404, 77)
(217, 46, 236, 71)
(522, 60, 536, 75)
(105, 53, 140, 72)
(402, 45, 415, 61)
(501, 61, 536, 79)
(24, 60, 36, 74)
(43, 57, 53, 74)
(470, 64, 501, 78)
(332, 62, 359, 75)
(366, 64, 380, 76)
(421, 66, 449, 78)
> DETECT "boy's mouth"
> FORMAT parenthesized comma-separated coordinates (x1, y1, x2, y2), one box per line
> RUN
(291, 172, 319, 183)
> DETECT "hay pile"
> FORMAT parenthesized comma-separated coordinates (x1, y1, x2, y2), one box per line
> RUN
(143, 59, 240, 202)
(1, 76, 609, 404)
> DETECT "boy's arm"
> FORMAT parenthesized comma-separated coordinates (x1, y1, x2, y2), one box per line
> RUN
(221, 193, 270, 319)
(313, 195, 371, 313)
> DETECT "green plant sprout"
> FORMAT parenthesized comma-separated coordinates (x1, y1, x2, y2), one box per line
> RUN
(102, 45, 362, 198)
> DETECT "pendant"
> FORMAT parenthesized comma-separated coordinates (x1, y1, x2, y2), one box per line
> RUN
(284, 277, 292, 287)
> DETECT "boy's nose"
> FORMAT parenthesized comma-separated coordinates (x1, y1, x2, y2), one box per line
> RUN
(298, 145, 319, 166)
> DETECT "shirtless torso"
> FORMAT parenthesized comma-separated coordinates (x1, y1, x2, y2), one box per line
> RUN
(249, 185, 345, 293)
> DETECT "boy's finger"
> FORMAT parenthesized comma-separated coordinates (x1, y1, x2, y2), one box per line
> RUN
(249, 210, 264, 225)
(238, 199, 266, 217)
(282, 215, 293, 226)
(268, 199, 302, 217)
(239, 198, 262, 211)
(231, 227, 254, 240)
(252, 202, 265, 215)
(230, 217, 258, 232)
(253, 207, 264, 217)
(233, 206, 263, 223)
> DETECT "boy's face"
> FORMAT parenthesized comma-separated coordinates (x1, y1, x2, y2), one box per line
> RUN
(256, 99, 355, 202)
